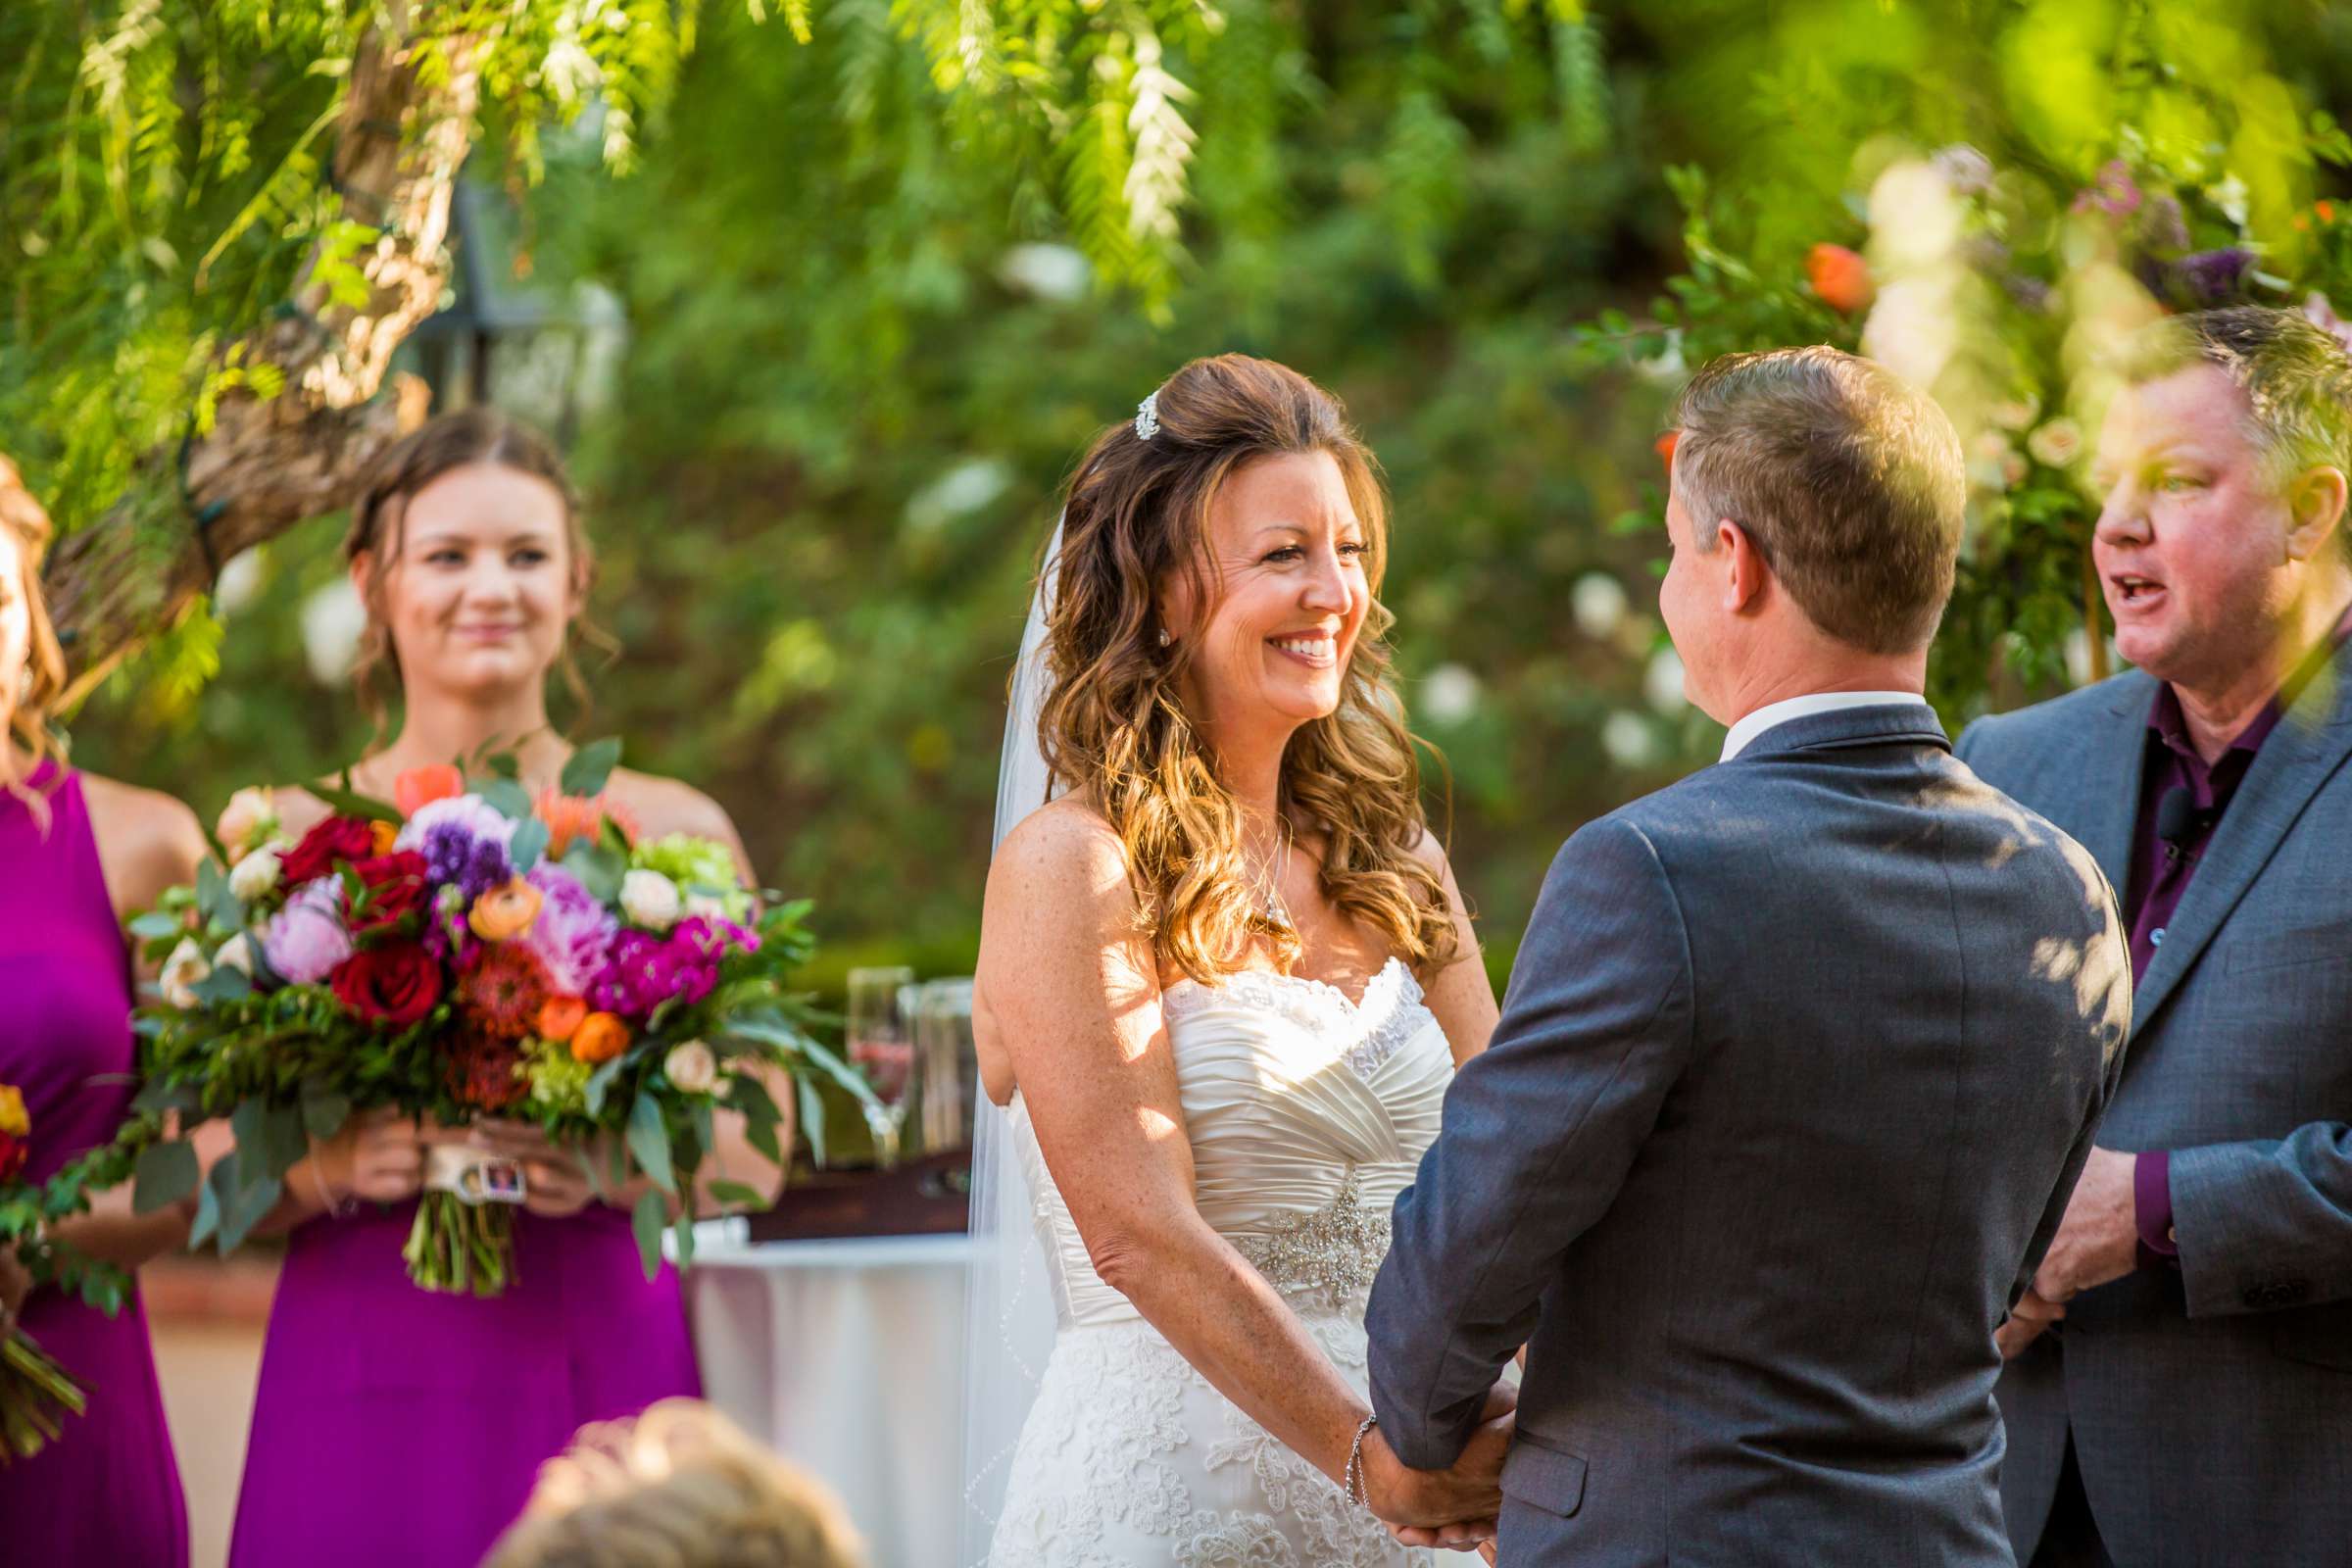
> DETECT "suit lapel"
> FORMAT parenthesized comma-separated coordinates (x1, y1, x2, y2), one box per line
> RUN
(2132, 663, 2352, 1034)
(2074, 677, 2155, 898)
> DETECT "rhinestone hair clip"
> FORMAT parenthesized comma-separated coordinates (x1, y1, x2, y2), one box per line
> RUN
(1134, 390, 1161, 441)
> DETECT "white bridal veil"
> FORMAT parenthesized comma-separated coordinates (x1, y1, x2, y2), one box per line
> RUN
(959, 516, 1065, 1564)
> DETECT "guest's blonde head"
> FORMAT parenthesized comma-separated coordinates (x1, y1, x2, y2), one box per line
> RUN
(482, 1400, 864, 1568)
(0, 457, 72, 822)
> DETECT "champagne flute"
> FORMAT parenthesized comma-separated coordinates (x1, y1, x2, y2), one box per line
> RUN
(848, 965, 917, 1169)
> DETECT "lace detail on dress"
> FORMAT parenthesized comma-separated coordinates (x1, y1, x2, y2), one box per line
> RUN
(1231, 1168, 1390, 1316)
(1162, 959, 1430, 1084)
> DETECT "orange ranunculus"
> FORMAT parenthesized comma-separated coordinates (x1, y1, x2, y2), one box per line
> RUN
(468, 877, 544, 943)
(395, 763, 466, 819)
(2319, 200, 2338, 224)
(537, 995, 589, 1042)
(369, 820, 399, 856)
(1805, 242, 1874, 314)
(535, 788, 644, 858)
(570, 1011, 631, 1065)
(1654, 430, 1679, 472)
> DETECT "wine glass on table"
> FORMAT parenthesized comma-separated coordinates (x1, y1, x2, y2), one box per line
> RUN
(848, 965, 917, 1170)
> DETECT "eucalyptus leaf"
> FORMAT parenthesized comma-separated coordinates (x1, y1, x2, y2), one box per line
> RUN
(475, 777, 534, 822)
(789, 1076, 822, 1168)
(300, 1084, 353, 1142)
(189, 1158, 229, 1250)
(195, 860, 245, 931)
(191, 964, 253, 1004)
(132, 1140, 199, 1215)
(218, 1170, 284, 1253)
(559, 737, 623, 798)
(563, 843, 626, 905)
(671, 1210, 697, 1268)
(709, 1179, 768, 1210)
(627, 1091, 676, 1195)
(631, 1189, 667, 1282)
(127, 910, 180, 941)
(584, 1054, 629, 1117)
(508, 818, 550, 873)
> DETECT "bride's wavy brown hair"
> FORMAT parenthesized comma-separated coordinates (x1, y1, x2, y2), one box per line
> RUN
(1037, 353, 1456, 986)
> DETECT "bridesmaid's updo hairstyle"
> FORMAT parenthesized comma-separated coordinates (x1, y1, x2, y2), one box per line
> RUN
(1039, 353, 1457, 987)
(0, 458, 72, 821)
(343, 407, 612, 736)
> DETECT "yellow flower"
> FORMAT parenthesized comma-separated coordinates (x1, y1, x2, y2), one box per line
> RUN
(468, 877, 545, 944)
(0, 1084, 28, 1137)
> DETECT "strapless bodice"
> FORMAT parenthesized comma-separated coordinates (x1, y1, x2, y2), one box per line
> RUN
(1007, 958, 1452, 1329)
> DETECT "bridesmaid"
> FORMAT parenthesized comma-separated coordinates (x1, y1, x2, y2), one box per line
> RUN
(0, 459, 206, 1564)
(227, 408, 783, 1568)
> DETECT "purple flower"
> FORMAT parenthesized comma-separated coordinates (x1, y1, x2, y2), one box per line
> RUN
(396, 795, 516, 899)
(522, 863, 618, 997)
(586, 916, 756, 1017)
(2176, 247, 2253, 303)
(263, 878, 354, 984)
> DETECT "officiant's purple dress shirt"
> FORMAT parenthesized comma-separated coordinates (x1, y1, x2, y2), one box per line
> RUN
(2121, 609, 2352, 1268)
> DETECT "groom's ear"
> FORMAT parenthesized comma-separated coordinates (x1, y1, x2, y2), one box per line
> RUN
(1718, 517, 1770, 615)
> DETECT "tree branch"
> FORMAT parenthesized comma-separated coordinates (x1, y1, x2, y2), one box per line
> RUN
(44, 24, 482, 706)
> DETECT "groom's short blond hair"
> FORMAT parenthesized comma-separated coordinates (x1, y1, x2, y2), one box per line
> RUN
(1671, 345, 1965, 654)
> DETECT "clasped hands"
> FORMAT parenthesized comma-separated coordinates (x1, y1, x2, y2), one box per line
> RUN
(1996, 1146, 2140, 1360)
(1359, 1382, 1517, 1559)
(309, 1108, 608, 1220)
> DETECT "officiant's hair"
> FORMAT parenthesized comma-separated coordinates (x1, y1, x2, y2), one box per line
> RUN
(1670, 345, 1964, 654)
(342, 406, 617, 737)
(1041, 353, 1459, 987)
(2116, 307, 2352, 539)
(0, 457, 72, 824)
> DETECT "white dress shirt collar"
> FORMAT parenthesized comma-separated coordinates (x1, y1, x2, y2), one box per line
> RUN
(1719, 691, 1928, 763)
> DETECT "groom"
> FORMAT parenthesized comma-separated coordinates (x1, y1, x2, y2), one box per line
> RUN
(1365, 346, 2133, 1565)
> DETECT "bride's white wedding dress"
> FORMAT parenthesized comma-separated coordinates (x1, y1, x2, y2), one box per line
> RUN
(987, 957, 1452, 1568)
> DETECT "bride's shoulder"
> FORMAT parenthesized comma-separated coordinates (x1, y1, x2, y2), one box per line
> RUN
(987, 798, 1134, 917)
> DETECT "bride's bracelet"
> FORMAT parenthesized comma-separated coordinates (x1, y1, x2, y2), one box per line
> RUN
(1344, 1414, 1379, 1509)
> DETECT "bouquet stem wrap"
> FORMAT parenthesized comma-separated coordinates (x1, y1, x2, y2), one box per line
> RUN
(0, 1325, 89, 1464)
(402, 1147, 523, 1298)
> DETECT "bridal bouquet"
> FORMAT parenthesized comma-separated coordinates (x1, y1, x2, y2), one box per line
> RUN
(122, 742, 874, 1298)
(0, 1085, 149, 1464)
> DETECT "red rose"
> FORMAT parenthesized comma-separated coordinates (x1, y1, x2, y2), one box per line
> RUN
(330, 942, 444, 1028)
(281, 815, 380, 888)
(348, 851, 431, 935)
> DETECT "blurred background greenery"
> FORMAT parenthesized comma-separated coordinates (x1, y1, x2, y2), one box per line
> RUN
(18, 0, 2352, 1004)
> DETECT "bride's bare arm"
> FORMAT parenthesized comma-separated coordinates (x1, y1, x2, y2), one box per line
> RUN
(978, 805, 1503, 1530)
(1410, 832, 1497, 1067)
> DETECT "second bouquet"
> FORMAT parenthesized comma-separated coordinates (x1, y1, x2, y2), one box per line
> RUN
(122, 743, 875, 1298)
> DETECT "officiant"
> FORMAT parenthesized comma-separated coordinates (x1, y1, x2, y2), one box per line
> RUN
(1958, 305, 2352, 1568)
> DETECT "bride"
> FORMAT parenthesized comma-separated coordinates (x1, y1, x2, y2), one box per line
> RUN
(968, 353, 1511, 1566)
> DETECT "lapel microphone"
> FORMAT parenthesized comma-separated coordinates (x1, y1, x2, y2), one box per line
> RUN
(2156, 785, 2200, 861)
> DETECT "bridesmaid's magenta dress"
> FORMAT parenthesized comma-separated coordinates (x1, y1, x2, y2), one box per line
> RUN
(227, 1168, 703, 1562)
(0, 762, 190, 1564)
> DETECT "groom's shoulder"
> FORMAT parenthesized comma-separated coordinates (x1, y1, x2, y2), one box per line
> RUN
(1956, 669, 2150, 773)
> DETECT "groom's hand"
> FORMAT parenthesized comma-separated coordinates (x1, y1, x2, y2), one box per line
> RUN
(1363, 1382, 1517, 1537)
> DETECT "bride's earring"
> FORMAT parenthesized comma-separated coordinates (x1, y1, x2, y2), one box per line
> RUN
(1157, 628, 1173, 649)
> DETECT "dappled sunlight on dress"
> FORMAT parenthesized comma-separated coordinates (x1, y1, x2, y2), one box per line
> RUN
(989, 957, 1451, 1568)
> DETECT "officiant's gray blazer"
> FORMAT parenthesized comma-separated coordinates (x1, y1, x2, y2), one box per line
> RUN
(1958, 655, 2352, 1568)
(1367, 703, 2132, 1567)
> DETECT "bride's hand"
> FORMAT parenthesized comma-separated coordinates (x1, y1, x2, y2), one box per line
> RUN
(1361, 1382, 1515, 1533)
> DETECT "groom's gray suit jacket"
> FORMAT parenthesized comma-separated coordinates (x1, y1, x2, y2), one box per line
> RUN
(1367, 703, 2132, 1567)
(1958, 656, 2352, 1568)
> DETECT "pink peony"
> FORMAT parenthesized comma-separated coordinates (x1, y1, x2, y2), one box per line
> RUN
(263, 878, 355, 984)
(521, 863, 618, 997)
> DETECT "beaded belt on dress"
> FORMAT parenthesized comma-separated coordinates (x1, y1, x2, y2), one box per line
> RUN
(1231, 1166, 1390, 1313)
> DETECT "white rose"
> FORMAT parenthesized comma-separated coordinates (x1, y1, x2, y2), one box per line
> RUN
(215, 934, 256, 976)
(682, 889, 731, 921)
(229, 844, 285, 902)
(620, 869, 682, 932)
(215, 786, 280, 862)
(663, 1040, 719, 1095)
(160, 938, 212, 1009)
